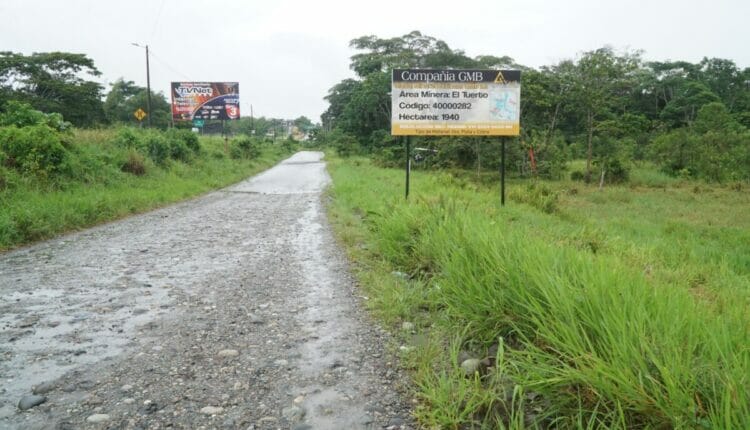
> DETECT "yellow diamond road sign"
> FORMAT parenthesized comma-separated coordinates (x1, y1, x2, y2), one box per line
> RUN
(134, 108, 147, 121)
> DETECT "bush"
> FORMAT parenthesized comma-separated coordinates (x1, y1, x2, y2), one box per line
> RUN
(323, 128, 360, 157)
(168, 137, 191, 162)
(113, 127, 143, 149)
(594, 157, 630, 184)
(143, 132, 170, 165)
(230, 135, 261, 159)
(0, 124, 69, 178)
(281, 136, 298, 153)
(0, 100, 71, 132)
(510, 181, 559, 213)
(570, 170, 585, 181)
(121, 150, 146, 175)
(166, 129, 201, 155)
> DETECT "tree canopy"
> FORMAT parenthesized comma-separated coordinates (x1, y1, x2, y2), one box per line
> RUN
(321, 31, 750, 182)
(0, 52, 105, 127)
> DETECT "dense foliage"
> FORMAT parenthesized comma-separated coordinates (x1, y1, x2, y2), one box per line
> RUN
(321, 31, 750, 183)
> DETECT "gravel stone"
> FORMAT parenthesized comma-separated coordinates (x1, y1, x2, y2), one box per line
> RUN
(217, 349, 240, 357)
(31, 382, 56, 395)
(17, 395, 47, 411)
(200, 406, 224, 415)
(85, 414, 110, 423)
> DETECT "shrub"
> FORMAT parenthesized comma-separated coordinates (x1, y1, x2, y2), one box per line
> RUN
(594, 157, 630, 184)
(0, 100, 71, 132)
(168, 137, 191, 162)
(0, 124, 69, 178)
(230, 135, 261, 159)
(510, 181, 559, 213)
(281, 136, 298, 153)
(166, 129, 201, 155)
(121, 150, 146, 175)
(113, 127, 143, 149)
(143, 132, 170, 165)
(323, 128, 360, 157)
(570, 170, 585, 181)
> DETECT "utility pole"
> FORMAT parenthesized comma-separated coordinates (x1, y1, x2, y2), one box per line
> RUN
(131, 43, 152, 128)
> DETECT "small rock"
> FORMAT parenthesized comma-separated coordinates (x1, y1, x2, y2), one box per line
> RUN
(399, 345, 414, 353)
(401, 322, 415, 331)
(293, 395, 305, 405)
(121, 384, 133, 392)
(123, 398, 135, 405)
(388, 417, 406, 427)
(218, 349, 240, 358)
(461, 358, 482, 376)
(248, 313, 265, 324)
(86, 414, 110, 423)
(274, 359, 288, 367)
(293, 424, 313, 430)
(133, 308, 148, 315)
(32, 381, 56, 395)
(365, 404, 386, 414)
(282, 405, 305, 421)
(201, 406, 224, 415)
(17, 316, 40, 328)
(18, 395, 47, 410)
(360, 413, 374, 425)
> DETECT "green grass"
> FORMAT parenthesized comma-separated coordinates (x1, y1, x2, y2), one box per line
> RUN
(326, 156, 750, 429)
(0, 129, 293, 250)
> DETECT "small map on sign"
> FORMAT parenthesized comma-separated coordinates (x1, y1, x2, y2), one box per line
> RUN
(489, 88, 520, 121)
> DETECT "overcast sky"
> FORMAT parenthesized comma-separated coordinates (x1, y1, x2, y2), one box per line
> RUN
(2, 0, 748, 122)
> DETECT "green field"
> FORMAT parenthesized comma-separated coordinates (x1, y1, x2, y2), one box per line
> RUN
(326, 156, 750, 429)
(0, 128, 293, 250)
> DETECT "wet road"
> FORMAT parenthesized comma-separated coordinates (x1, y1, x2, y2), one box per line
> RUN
(0, 152, 412, 429)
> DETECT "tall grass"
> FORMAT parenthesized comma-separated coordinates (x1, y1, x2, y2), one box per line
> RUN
(327, 156, 750, 429)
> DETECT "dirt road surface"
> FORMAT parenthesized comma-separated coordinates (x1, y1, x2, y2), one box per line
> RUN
(0, 152, 413, 429)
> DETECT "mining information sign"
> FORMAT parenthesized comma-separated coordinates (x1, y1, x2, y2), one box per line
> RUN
(391, 69, 521, 136)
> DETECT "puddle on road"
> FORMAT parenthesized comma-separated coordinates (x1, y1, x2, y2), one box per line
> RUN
(292, 198, 372, 428)
(228, 151, 331, 195)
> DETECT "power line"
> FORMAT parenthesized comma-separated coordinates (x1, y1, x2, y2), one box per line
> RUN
(148, 48, 192, 81)
(150, 0, 167, 41)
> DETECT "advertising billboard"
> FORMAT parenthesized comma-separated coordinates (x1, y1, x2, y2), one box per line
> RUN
(391, 69, 520, 136)
(171, 82, 240, 121)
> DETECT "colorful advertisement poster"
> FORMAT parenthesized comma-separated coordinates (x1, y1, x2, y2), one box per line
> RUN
(171, 82, 240, 121)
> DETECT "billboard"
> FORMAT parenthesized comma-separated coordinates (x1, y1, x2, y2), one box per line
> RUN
(391, 69, 520, 136)
(171, 82, 240, 121)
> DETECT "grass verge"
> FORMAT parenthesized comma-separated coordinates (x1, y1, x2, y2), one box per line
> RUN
(326, 155, 749, 429)
(0, 129, 295, 250)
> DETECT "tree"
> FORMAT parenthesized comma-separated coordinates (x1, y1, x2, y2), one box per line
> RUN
(659, 81, 720, 128)
(322, 79, 361, 130)
(293, 116, 315, 133)
(568, 47, 641, 181)
(103, 78, 171, 128)
(0, 51, 105, 126)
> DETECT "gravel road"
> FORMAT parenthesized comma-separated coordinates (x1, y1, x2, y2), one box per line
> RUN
(0, 152, 413, 429)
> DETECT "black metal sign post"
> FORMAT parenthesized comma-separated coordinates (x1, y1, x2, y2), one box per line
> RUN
(500, 138, 506, 206)
(405, 136, 411, 200)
